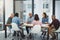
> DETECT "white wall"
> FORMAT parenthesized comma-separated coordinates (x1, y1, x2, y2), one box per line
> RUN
(55, 1, 60, 21)
(5, 0, 13, 23)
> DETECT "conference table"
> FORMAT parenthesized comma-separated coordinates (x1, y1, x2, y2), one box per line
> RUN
(5, 23, 49, 40)
(23, 23, 49, 40)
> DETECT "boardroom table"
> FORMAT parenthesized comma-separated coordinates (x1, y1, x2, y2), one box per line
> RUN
(23, 23, 49, 40)
(5, 23, 49, 40)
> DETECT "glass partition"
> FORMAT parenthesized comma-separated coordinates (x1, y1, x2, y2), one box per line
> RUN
(14, 0, 32, 23)
(0, 0, 4, 30)
(34, 0, 53, 23)
(55, 0, 60, 20)
(14, 0, 53, 23)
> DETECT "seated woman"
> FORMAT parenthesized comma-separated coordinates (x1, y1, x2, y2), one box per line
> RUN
(42, 12, 49, 24)
(31, 14, 42, 34)
(29, 14, 42, 39)
(42, 12, 49, 37)
(32, 14, 42, 26)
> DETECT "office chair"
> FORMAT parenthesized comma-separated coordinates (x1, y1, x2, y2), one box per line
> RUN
(31, 25, 42, 40)
(54, 27, 60, 40)
(11, 23, 22, 40)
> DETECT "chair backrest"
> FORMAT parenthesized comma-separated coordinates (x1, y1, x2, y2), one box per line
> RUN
(31, 25, 41, 34)
(11, 23, 19, 31)
(56, 26, 60, 32)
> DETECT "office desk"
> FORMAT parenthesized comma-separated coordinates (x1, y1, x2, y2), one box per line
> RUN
(23, 23, 49, 40)
(23, 23, 33, 27)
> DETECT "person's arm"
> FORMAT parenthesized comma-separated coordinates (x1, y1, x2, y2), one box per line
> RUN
(18, 18, 21, 26)
(45, 17, 49, 24)
(47, 17, 49, 22)
(12, 18, 14, 23)
(7, 18, 11, 24)
(32, 21, 35, 26)
(42, 18, 44, 24)
(49, 21, 53, 27)
(27, 18, 30, 23)
(40, 22, 42, 26)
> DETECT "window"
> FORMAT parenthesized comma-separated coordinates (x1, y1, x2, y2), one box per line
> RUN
(14, 0, 32, 22)
(0, 0, 4, 30)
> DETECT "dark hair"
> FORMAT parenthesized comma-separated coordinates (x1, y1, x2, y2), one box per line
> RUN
(15, 13, 19, 17)
(34, 14, 39, 21)
(43, 12, 48, 18)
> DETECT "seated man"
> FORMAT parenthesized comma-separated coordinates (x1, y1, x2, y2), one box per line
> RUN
(7, 13, 14, 36)
(26, 13, 34, 34)
(12, 13, 25, 38)
(49, 15, 60, 39)
(7, 13, 14, 29)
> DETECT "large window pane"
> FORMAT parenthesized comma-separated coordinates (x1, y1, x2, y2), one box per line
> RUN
(34, 0, 53, 23)
(0, 0, 4, 30)
(23, 0, 32, 22)
(14, 0, 32, 22)
(34, 0, 43, 21)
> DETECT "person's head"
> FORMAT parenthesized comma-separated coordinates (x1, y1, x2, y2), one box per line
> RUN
(10, 13, 14, 18)
(34, 14, 39, 21)
(52, 15, 56, 20)
(29, 13, 32, 17)
(15, 13, 19, 17)
(42, 12, 48, 18)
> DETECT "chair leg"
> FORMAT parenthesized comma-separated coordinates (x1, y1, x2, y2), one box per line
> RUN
(30, 33, 34, 40)
(19, 32, 22, 40)
(56, 33, 58, 40)
(32, 34, 35, 40)
(8, 29, 11, 37)
(12, 31, 18, 40)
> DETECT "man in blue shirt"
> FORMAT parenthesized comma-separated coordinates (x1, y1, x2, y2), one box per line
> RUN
(12, 13, 25, 38)
(12, 14, 20, 28)
(26, 13, 34, 34)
